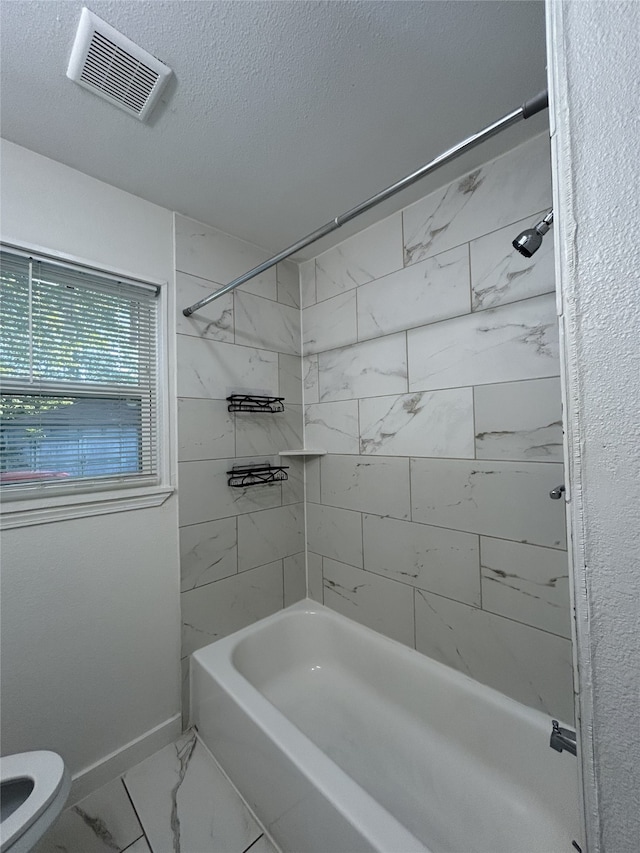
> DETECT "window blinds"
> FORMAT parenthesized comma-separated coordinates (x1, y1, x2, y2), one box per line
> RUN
(0, 249, 160, 495)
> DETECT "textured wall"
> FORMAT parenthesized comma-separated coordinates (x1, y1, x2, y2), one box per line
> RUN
(547, 2, 640, 851)
(174, 214, 304, 719)
(302, 133, 574, 722)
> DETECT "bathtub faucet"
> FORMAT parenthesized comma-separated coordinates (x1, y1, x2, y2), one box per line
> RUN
(550, 720, 577, 756)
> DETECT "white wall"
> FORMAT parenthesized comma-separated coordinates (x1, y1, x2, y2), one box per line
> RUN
(547, 4, 640, 852)
(0, 140, 181, 799)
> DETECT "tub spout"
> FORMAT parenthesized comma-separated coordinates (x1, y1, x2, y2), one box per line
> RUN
(550, 720, 577, 756)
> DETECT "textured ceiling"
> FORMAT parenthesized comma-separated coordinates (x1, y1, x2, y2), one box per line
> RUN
(0, 1, 548, 256)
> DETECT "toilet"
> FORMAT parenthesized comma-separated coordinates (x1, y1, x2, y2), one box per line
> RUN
(0, 752, 70, 853)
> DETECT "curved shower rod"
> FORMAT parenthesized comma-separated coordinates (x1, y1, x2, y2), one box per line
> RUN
(183, 89, 549, 316)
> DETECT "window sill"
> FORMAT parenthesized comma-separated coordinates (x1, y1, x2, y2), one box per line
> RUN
(0, 485, 175, 530)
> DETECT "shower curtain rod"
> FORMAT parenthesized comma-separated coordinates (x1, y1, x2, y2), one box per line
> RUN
(183, 89, 548, 316)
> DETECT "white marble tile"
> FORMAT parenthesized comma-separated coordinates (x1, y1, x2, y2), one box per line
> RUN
(180, 517, 237, 592)
(307, 551, 324, 603)
(305, 503, 363, 568)
(123, 838, 152, 853)
(181, 656, 190, 729)
(474, 377, 563, 462)
(471, 213, 555, 311)
(357, 245, 470, 340)
(480, 537, 570, 638)
(123, 837, 152, 853)
(304, 457, 321, 504)
(282, 458, 305, 505)
(178, 458, 282, 526)
(305, 401, 360, 454)
(315, 213, 403, 302)
(303, 290, 357, 355)
(277, 260, 300, 308)
(318, 333, 408, 402)
(321, 454, 411, 519)
(124, 730, 262, 853)
(359, 388, 474, 458)
(299, 259, 316, 308)
(181, 561, 284, 656)
(403, 134, 551, 265)
(323, 559, 414, 647)
(303, 354, 319, 404)
(414, 591, 574, 722)
(284, 552, 306, 606)
(235, 405, 303, 457)
(234, 291, 300, 356)
(34, 777, 142, 853)
(407, 293, 559, 391)
(410, 458, 566, 549)
(278, 353, 302, 404)
(237, 503, 304, 572)
(176, 271, 234, 342)
(177, 398, 235, 461)
(176, 214, 277, 300)
(177, 335, 279, 400)
(363, 514, 480, 605)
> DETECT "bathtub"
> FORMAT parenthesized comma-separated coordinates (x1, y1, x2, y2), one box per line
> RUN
(191, 600, 582, 853)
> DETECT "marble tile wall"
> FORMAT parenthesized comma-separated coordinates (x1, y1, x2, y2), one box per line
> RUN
(175, 215, 305, 720)
(301, 134, 574, 723)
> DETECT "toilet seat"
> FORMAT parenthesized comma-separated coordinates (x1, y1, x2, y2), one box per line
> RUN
(0, 752, 70, 853)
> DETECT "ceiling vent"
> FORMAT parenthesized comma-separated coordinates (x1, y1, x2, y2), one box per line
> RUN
(67, 8, 172, 121)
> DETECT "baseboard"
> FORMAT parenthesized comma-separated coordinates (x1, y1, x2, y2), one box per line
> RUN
(68, 713, 182, 806)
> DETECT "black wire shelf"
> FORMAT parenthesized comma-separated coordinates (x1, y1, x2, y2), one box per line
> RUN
(227, 394, 285, 413)
(227, 463, 289, 488)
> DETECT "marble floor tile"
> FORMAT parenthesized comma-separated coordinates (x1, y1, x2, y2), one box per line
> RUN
(278, 353, 302, 404)
(34, 777, 143, 853)
(470, 213, 555, 312)
(235, 405, 303, 458)
(474, 377, 563, 462)
(323, 558, 415, 648)
(303, 354, 319, 404)
(123, 838, 152, 853)
(124, 730, 262, 853)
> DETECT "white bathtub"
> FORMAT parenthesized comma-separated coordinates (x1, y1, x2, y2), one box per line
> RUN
(191, 600, 582, 853)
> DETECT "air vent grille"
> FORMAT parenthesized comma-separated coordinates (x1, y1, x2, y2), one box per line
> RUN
(67, 8, 172, 121)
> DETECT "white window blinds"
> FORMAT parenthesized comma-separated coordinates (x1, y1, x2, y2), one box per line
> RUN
(0, 249, 160, 497)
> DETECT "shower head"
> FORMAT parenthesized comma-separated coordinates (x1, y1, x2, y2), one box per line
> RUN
(512, 211, 554, 258)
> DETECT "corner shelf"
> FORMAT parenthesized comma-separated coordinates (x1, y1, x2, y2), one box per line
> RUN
(279, 450, 327, 457)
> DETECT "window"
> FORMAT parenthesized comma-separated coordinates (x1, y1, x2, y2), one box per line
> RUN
(0, 248, 161, 500)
